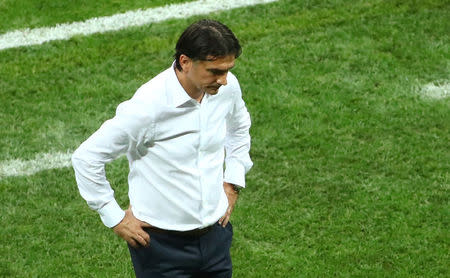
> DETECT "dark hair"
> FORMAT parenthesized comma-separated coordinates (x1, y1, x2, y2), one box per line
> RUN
(174, 19, 242, 71)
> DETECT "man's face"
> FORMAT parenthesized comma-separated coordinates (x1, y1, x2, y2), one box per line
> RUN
(185, 55, 235, 95)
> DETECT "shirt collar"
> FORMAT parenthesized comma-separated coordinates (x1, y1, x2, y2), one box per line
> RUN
(167, 62, 195, 108)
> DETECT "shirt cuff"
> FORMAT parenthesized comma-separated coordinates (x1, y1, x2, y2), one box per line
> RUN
(98, 199, 125, 228)
(224, 160, 246, 188)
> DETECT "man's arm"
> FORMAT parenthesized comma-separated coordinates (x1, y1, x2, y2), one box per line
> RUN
(71, 119, 129, 228)
(223, 82, 253, 188)
(221, 80, 253, 226)
(219, 182, 240, 227)
(72, 100, 152, 247)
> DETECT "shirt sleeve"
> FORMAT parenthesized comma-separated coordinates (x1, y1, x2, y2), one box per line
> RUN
(224, 78, 253, 188)
(71, 100, 153, 228)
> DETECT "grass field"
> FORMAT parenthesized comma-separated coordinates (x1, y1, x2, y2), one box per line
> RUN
(0, 0, 449, 277)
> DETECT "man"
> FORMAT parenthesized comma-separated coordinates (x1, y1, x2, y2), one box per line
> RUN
(72, 19, 253, 277)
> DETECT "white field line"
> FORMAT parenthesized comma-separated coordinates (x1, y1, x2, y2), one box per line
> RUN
(0, 151, 72, 178)
(0, 0, 278, 51)
(420, 82, 450, 99)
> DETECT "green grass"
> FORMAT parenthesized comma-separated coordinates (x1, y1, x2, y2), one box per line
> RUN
(0, 0, 191, 34)
(0, 0, 449, 277)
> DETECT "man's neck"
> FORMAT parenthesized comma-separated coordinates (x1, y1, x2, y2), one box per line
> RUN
(175, 68, 204, 103)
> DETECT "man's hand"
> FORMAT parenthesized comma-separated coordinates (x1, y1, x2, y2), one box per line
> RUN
(112, 208, 152, 248)
(219, 182, 239, 227)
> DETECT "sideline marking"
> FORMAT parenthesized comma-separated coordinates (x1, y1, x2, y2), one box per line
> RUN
(0, 0, 278, 51)
(421, 81, 449, 99)
(0, 151, 72, 178)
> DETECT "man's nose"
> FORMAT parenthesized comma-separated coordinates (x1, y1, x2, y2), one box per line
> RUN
(217, 72, 228, 86)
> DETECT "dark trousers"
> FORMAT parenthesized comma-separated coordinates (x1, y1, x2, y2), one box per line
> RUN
(128, 222, 233, 278)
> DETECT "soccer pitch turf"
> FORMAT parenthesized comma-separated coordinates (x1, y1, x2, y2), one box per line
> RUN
(0, 0, 448, 276)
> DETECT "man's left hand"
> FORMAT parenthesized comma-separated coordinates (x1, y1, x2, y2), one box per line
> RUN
(219, 182, 239, 227)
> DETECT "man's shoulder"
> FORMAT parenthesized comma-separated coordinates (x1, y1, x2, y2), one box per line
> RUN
(132, 67, 172, 104)
(115, 99, 154, 123)
(228, 71, 238, 80)
(218, 71, 241, 99)
(227, 71, 239, 87)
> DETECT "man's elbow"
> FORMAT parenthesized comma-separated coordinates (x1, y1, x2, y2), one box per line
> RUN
(71, 147, 86, 170)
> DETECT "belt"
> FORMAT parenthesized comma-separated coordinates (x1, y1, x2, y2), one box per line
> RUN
(145, 224, 214, 238)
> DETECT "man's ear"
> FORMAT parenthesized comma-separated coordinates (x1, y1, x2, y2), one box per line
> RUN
(179, 54, 192, 73)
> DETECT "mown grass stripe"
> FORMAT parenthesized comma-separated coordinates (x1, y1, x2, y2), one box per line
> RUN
(0, 0, 278, 51)
(0, 151, 72, 178)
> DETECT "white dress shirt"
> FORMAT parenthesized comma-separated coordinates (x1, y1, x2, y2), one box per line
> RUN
(72, 64, 253, 230)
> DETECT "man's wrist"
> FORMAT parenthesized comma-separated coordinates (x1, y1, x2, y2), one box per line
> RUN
(98, 200, 125, 228)
(232, 184, 242, 194)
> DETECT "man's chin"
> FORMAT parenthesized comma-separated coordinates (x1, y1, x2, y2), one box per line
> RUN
(206, 87, 220, 95)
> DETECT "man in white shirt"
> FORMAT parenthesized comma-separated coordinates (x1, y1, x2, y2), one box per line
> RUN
(72, 19, 252, 277)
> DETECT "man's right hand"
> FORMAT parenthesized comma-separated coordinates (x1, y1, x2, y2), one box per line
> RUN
(112, 208, 152, 248)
